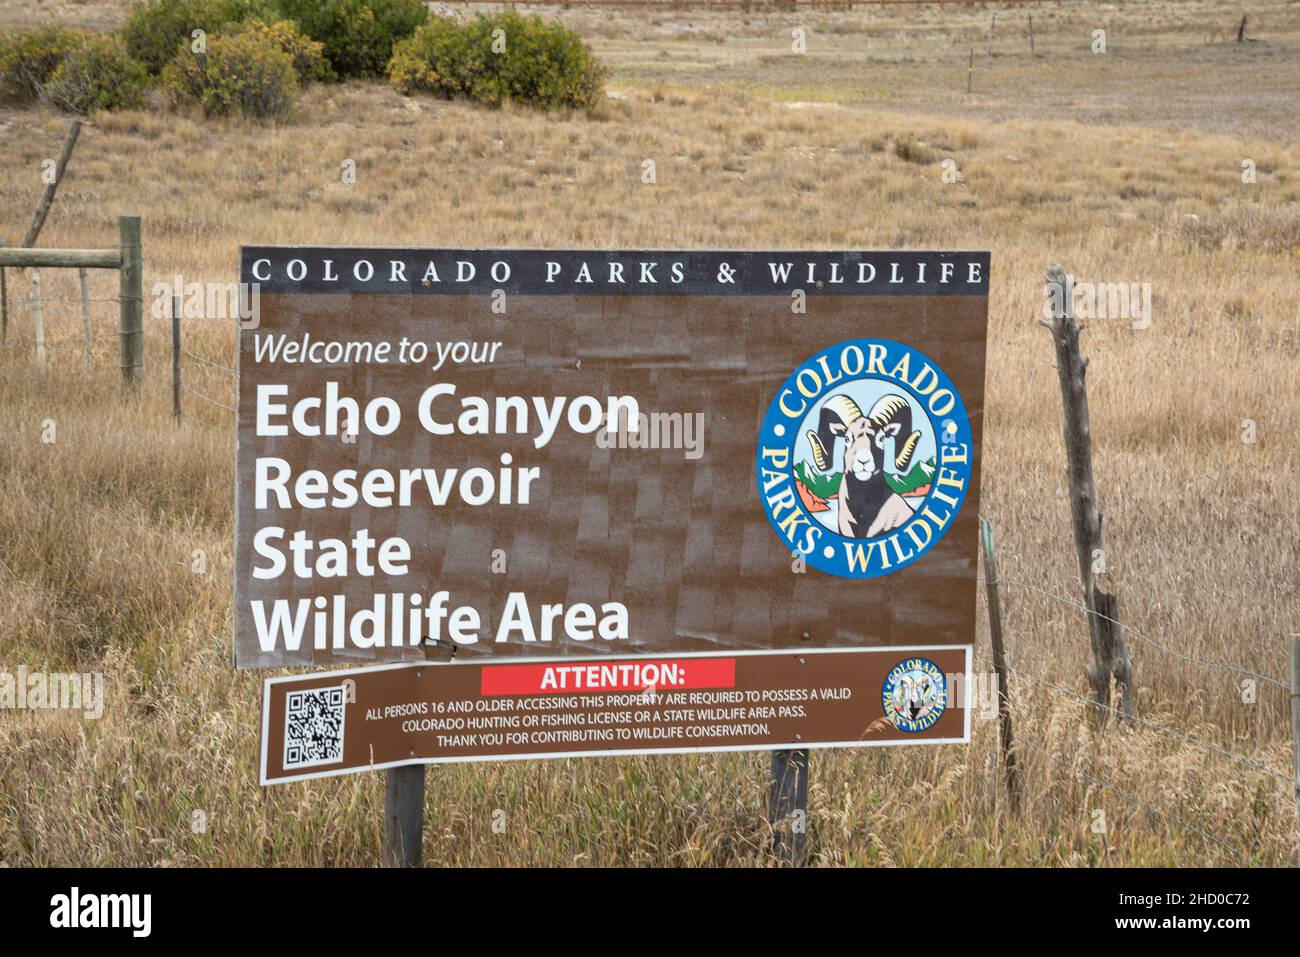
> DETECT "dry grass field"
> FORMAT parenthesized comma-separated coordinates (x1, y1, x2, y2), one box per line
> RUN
(0, 0, 1297, 865)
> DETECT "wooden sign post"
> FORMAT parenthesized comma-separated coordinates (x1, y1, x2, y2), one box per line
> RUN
(383, 765, 425, 868)
(770, 748, 809, 866)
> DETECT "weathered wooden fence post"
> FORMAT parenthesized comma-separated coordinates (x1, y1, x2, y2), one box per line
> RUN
(980, 519, 1021, 810)
(1029, 15, 1035, 55)
(31, 268, 45, 369)
(383, 765, 425, 867)
(769, 748, 808, 866)
(966, 47, 974, 93)
(1042, 265, 1134, 720)
(118, 215, 143, 387)
(171, 295, 182, 420)
(21, 120, 80, 248)
(1290, 634, 1299, 867)
(79, 267, 92, 369)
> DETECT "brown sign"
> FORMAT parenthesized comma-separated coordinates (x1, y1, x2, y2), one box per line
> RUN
(236, 249, 989, 670)
(259, 646, 971, 784)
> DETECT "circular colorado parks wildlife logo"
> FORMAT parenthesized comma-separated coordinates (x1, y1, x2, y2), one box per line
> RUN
(756, 338, 973, 578)
(882, 657, 947, 733)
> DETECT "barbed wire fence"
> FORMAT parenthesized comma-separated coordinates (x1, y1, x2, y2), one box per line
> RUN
(985, 265, 1300, 866)
(967, 557, 1295, 865)
(2, 243, 1297, 867)
(0, 254, 241, 418)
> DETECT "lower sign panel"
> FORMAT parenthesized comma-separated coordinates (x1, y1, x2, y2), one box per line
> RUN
(259, 647, 972, 785)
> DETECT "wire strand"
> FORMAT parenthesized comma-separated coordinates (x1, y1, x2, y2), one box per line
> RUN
(182, 384, 236, 413)
(992, 577, 1287, 690)
(181, 348, 236, 376)
(1004, 661, 1289, 783)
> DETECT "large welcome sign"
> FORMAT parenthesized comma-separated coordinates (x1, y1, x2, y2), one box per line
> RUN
(237, 249, 989, 778)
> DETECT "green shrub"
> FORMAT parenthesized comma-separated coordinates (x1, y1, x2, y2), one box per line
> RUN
(0, 26, 82, 103)
(45, 34, 149, 115)
(236, 18, 332, 81)
(388, 12, 606, 112)
(162, 30, 298, 119)
(277, 0, 427, 78)
(122, 0, 276, 74)
(386, 16, 469, 98)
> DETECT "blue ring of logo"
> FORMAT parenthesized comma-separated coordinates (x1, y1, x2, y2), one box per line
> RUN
(755, 338, 973, 579)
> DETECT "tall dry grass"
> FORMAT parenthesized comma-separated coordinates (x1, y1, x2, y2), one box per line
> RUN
(0, 0, 1297, 865)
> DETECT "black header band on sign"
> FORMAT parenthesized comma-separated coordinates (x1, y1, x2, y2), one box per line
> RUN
(239, 248, 991, 297)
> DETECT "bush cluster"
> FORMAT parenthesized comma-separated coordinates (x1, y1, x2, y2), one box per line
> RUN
(0, 3, 602, 118)
(276, 0, 428, 79)
(0, 26, 81, 103)
(0, 28, 146, 113)
(388, 12, 606, 112)
(161, 29, 299, 119)
(44, 34, 149, 115)
(121, 0, 276, 75)
(235, 17, 332, 82)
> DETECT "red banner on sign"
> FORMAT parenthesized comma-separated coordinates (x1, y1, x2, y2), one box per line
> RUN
(481, 657, 737, 696)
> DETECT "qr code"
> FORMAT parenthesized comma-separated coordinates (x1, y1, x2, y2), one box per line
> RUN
(284, 685, 347, 770)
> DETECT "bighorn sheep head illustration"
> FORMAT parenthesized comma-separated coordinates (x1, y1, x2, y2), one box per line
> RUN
(807, 393, 922, 482)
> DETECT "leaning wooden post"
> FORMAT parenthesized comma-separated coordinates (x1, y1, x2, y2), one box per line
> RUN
(171, 295, 182, 420)
(118, 216, 142, 387)
(1290, 634, 1299, 867)
(383, 765, 425, 867)
(79, 267, 92, 369)
(21, 120, 81, 248)
(769, 748, 808, 866)
(980, 519, 1021, 810)
(32, 268, 45, 369)
(1042, 265, 1134, 720)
